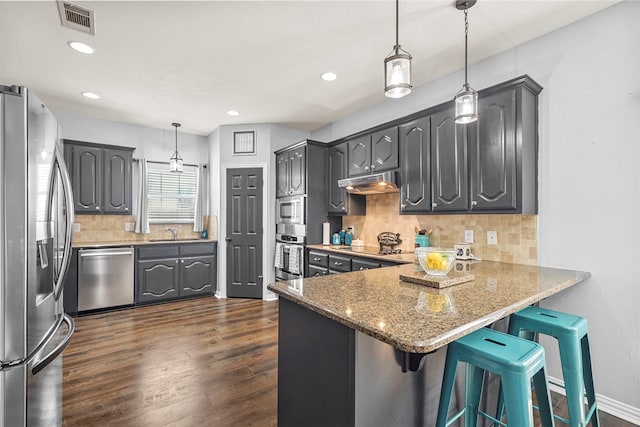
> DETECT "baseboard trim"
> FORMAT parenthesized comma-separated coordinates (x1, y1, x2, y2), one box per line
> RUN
(548, 375, 640, 425)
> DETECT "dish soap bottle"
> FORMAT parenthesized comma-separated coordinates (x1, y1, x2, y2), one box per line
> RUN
(201, 229, 208, 239)
(344, 230, 353, 246)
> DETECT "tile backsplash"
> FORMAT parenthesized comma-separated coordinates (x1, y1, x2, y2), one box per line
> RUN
(342, 193, 537, 265)
(72, 215, 216, 244)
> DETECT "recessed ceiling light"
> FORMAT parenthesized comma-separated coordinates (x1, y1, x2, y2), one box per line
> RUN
(227, 110, 240, 116)
(81, 92, 100, 99)
(321, 72, 337, 81)
(68, 41, 94, 54)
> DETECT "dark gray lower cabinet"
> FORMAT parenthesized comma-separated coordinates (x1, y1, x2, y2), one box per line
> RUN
(136, 243, 216, 304)
(306, 249, 401, 277)
(137, 258, 180, 302)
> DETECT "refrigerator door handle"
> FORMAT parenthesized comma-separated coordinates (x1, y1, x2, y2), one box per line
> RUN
(52, 143, 75, 300)
(31, 314, 75, 376)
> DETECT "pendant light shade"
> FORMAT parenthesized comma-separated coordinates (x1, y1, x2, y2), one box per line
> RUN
(169, 122, 184, 173)
(384, 0, 412, 98)
(454, 0, 478, 124)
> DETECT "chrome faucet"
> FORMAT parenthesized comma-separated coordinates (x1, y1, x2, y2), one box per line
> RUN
(164, 226, 179, 240)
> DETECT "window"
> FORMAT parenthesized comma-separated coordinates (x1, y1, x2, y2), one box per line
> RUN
(147, 165, 197, 223)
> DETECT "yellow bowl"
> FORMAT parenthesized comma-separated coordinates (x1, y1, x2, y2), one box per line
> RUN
(416, 247, 457, 276)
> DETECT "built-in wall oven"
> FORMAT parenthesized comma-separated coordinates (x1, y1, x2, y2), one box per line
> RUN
(275, 223, 305, 282)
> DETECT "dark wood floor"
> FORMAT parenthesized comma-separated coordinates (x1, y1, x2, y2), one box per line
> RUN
(62, 297, 634, 427)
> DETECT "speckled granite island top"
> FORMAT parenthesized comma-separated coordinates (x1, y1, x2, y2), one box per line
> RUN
(267, 261, 590, 353)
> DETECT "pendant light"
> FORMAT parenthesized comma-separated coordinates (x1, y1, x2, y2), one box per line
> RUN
(384, 0, 412, 98)
(454, 0, 478, 124)
(169, 122, 184, 173)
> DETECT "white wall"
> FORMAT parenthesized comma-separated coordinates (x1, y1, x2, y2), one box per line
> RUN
(312, 1, 640, 419)
(213, 124, 309, 299)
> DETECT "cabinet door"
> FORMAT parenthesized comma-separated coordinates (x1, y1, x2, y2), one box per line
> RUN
(468, 90, 517, 211)
(370, 126, 399, 172)
(180, 255, 215, 297)
(400, 117, 431, 213)
(288, 146, 306, 196)
(71, 145, 102, 213)
(308, 265, 329, 277)
(276, 152, 290, 197)
(431, 108, 468, 212)
(347, 135, 371, 176)
(137, 258, 180, 302)
(102, 148, 132, 214)
(327, 145, 348, 214)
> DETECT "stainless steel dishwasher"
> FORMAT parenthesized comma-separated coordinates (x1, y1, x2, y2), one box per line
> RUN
(78, 247, 134, 311)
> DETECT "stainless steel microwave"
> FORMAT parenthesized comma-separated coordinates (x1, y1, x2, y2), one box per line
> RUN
(276, 195, 306, 225)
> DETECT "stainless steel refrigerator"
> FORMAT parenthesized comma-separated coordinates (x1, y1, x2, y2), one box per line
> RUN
(0, 85, 75, 426)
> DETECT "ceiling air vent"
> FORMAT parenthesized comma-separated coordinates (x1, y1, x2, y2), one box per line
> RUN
(57, 1, 95, 35)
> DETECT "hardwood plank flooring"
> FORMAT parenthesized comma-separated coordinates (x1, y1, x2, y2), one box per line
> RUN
(62, 297, 635, 427)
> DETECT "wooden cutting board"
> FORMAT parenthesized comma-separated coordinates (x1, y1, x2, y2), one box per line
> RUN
(400, 270, 475, 289)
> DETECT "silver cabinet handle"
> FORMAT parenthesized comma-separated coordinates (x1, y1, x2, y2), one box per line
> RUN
(401, 203, 407, 209)
(313, 257, 321, 261)
(175, 260, 179, 264)
(432, 202, 438, 208)
(125, 207, 129, 211)
(471, 200, 478, 207)
(181, 259, 184, 263)
(334, 261, 343, 266)
(370, 164, 376, 170)
(341, 206, 346, 211)
(364, 166, 369, 171)
(313, 272, 320, 277)
(359, 267, 367, 271)
(95, 206, 100, 210)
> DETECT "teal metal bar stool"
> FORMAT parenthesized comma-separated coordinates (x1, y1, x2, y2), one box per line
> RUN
(500, 306, 600, 427)
(436, 327, 555, 427)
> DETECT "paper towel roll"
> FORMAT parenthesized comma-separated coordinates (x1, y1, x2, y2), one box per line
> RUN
(322, 222, 331, 245)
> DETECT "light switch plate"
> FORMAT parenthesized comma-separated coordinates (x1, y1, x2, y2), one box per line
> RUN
(464, 230, 474, 244)
(487, 230, 498, 245)
(124, 222, 135, 232)
(72, 223, 80, 232)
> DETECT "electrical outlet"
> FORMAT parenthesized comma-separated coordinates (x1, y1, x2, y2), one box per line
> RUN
(124, 222, 135, 232)
(72, 223, 80, 232)
(487, 230, 498, 245)
(347, 225, 355, 236)
(464, 230, 474, 244)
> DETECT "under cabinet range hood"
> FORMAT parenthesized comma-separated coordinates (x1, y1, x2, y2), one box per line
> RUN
(338, 171, 399, 195)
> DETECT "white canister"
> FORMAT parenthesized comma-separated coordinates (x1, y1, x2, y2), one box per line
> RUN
(454, 243, 472, 260)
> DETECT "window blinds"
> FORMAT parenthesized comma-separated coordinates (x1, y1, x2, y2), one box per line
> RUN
(147, 166, 197, 222)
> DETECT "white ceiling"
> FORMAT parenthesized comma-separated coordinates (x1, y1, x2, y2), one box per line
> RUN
(0, 0, 618, 136)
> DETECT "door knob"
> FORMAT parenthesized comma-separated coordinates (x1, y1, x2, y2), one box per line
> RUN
(225, 237, 232, 242)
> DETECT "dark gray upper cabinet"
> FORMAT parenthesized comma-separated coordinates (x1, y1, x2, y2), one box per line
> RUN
(69, 144, 102, 213)
(399, 117, 431, 213)
(347, 126, 399, 176)
(64, 140, 134, 214)
(430, 108, 469, 212)
(103, 148, 133, 214)
(468, 89, 517, 211)
(326, 144, 365, 216)
(276, 145, 306, 197)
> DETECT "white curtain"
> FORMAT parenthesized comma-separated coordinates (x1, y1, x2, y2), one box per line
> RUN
(193, 163, 208, 232)
(134, 159, 150, 234)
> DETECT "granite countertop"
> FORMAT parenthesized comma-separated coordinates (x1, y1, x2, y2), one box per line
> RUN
(306, 244, 415, 264)
(267, 261, 590, 353)
(72, 239, 218, 249)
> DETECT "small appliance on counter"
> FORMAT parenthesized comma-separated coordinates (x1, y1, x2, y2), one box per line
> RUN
(377, 232, 403, 255)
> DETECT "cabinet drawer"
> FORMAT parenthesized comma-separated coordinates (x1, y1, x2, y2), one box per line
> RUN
(352, 258, 381, 271)
(308, 251, 329, 268)
(180, 242, 216, 257)
(308, 265, 329, 277)
(137, 244, 180, 259)
(328, 254, 351, 272)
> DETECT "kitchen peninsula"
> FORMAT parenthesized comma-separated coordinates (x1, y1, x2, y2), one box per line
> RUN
(267, 261, 590, 427)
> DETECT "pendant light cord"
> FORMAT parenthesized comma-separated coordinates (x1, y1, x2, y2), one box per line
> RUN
(464, 7, 469, 87)
(395, 0, 399, 51)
